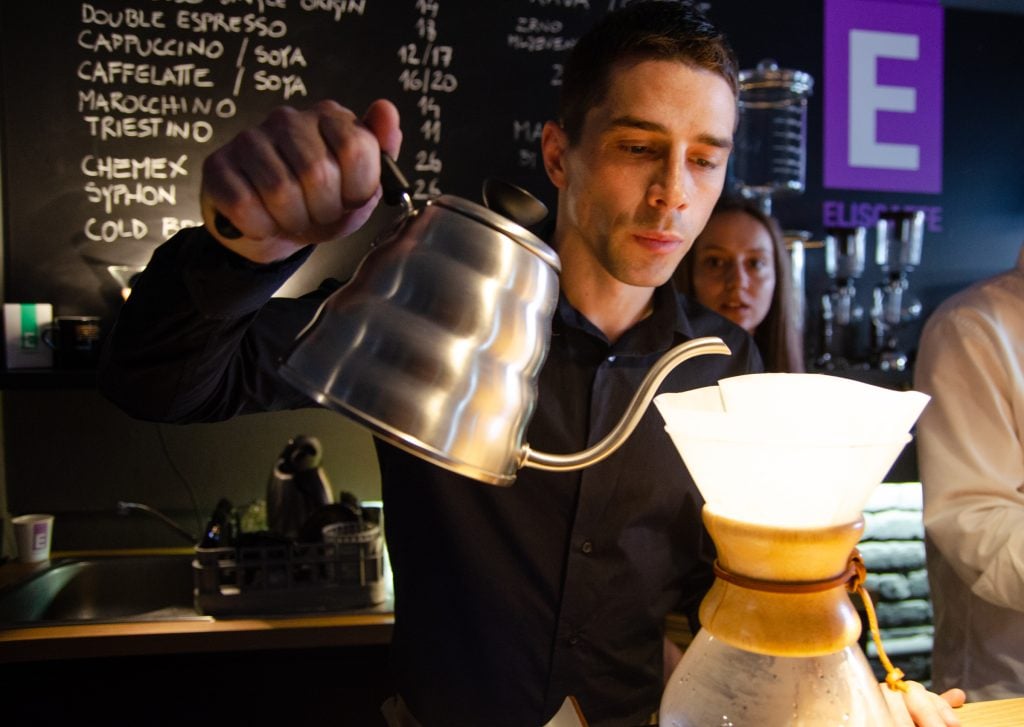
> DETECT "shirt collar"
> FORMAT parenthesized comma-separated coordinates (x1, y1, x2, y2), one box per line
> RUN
(554, 282, 695, 356)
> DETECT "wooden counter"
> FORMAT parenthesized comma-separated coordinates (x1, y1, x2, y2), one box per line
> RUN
(955, 697, 1024, 727)
(0, 609, 394, 663)
(0, 548, 394, 664)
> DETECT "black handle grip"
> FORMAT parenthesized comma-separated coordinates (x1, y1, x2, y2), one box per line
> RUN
(214, 211, 243, 240)
(380, 152, 411, 206)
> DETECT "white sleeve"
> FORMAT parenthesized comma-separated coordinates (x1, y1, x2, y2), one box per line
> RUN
(914, 303, 1024, 612)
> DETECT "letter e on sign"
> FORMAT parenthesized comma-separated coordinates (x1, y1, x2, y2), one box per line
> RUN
(824, 0, 943, 193)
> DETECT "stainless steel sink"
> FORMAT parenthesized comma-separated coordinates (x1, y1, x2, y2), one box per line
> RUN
(0, 555, 203, 626)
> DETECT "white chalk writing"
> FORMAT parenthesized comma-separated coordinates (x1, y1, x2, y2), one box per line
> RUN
(298, 0, 367, 22)
(81, 116, 214, 141)
(81, 155, 189, 180)
(175, 11, 288, 37)
(84, 181, 177, 213)
(73, 0, 322, 244)
(77, 60, 214, 87)
(84, 217, 150, 242)
(78, 29, 225, 58)
(78, 90, 237, 117)
(398, 0, 452, 200)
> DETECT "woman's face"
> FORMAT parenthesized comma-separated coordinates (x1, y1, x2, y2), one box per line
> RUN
(690, 209, 776, 334)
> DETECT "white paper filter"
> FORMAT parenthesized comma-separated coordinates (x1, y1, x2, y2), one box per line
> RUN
(654, 373, 929, 528)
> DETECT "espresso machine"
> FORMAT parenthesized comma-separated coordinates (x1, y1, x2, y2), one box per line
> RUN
(870, 211, 925, 372)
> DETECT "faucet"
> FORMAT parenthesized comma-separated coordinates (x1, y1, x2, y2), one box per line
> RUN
(116, 501, 198, 544)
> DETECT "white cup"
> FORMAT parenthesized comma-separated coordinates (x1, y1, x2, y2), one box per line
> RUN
(12, 514, 54, 562)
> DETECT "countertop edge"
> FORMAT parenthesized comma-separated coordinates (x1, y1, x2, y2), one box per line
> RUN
(0, 611, 395, 663)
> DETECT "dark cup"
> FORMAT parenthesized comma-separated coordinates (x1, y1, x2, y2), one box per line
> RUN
(42, 316, 102, 368)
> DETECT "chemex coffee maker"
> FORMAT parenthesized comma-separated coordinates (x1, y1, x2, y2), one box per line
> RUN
(655, 374, 930, 726)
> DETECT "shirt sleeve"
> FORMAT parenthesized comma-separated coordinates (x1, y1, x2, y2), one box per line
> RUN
(98, 226, 322, 423)
(914, 303, 1024, 612)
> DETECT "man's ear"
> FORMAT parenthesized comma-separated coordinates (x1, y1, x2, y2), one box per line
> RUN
(541, 121, 569, 189)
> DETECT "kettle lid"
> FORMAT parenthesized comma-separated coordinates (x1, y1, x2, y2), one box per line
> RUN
(429, 194, 562, 273)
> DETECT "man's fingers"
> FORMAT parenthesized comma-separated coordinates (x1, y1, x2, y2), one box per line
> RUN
(266, 106, 344, 227)
(201, 100, 402, 251)
(940, 688, 966, 709)
(881, 684, 915, 727)
(316, 100, 388, 210)
(202, 134, 282, 241)
(363, 98, 403, 161)
(882, 681, 963, 727)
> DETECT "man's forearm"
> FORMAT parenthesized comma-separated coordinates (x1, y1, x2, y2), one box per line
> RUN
(98, 226, 314, 422)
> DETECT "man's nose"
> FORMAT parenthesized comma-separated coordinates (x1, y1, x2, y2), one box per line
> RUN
(647, 158, 690, 209)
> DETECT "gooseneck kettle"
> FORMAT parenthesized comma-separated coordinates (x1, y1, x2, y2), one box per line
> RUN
(276, 155, 731, 484)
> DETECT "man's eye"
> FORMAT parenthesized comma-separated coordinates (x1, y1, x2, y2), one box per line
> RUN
(692, 157, 718, 169)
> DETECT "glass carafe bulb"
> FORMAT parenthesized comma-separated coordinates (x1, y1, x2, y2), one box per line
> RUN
(660, 512, 896, 727)
(662, 632, 893, 726)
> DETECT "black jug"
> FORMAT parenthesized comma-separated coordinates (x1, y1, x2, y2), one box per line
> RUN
(266, 435, 333, 540)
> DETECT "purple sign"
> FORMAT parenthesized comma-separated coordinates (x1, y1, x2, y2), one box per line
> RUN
(824, 0, 944, 193)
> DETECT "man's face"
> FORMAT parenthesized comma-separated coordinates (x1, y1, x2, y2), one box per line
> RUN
(546, 59, 736, 289)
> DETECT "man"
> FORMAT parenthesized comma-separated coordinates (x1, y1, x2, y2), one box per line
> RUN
(100, 2, 962, 724)
(915, 241, 1024, 702)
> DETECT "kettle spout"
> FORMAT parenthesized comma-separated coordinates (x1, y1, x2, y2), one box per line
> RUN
(520, 337, 731, 473)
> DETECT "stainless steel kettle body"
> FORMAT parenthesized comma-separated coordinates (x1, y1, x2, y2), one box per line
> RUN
(280, 185, 563, 484)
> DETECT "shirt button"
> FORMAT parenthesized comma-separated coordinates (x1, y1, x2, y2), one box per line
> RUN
(568, 633, 580, 646)
(581, 540, 593, 554)
(607, 355, 616, 362)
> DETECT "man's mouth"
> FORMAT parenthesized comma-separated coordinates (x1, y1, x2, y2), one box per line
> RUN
(632, 230, 685, 252)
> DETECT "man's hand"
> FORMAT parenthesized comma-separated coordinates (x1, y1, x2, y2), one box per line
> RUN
(882, 681, 966, 727)
(200, 98, 402, 263)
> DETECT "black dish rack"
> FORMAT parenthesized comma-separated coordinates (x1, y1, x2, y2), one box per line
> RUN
(192, 510, 387, 617)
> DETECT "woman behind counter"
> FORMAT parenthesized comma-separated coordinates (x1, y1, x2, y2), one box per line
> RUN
(674, 196, 805, 373)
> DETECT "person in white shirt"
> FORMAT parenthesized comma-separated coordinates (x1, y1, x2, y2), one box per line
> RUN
(914, 240, 1024, 701)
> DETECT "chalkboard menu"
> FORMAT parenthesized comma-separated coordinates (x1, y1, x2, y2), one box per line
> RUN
(1, 0, 609, 320)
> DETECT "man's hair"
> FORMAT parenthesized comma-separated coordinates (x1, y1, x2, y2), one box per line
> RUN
(559, 0, 739, 145)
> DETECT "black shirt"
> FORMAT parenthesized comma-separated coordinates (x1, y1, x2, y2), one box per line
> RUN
(100, 227, 761, 726)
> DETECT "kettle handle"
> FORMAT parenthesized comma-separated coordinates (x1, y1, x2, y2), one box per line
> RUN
(214, 152, 412, 239)
(518, 337, 732, 473)
(380, 152, 413, 211)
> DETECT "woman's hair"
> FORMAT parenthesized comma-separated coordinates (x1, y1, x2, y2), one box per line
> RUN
(558, 0, 739, 146)
(676, 196, 806, 373)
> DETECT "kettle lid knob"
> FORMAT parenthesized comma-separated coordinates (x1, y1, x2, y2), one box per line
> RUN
(280, 434, 322, 473)
(482, 178, 548, 228)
